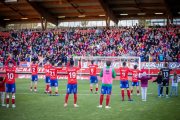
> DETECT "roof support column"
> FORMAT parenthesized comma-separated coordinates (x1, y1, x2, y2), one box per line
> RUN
(27, 0, 58, 26)
(98, 0, 118, 26)
(115, 21, 118, 28)
(164, 0, 172, 26)
(167, 15, 169, 26)
(41, 17, 47, 31)
(171, 16, 173, 24)
(106, 13, 110, 29)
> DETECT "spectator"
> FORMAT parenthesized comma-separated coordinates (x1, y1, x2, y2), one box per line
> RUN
(0, 24, 179, 67)
(159, 53, 164, 62)
(152, 72, 163, 97)
(170, 72, 180, 97)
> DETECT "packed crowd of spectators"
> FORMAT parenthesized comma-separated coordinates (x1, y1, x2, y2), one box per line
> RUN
(0, 24, 180, 67)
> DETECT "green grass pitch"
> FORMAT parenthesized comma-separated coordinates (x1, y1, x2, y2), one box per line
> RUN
(0, 79, 180, 120)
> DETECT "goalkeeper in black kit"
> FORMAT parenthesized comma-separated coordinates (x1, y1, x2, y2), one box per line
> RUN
(156, 63, 179, 98)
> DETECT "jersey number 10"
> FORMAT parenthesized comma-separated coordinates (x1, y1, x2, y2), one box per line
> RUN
(7, 73, 14, 79)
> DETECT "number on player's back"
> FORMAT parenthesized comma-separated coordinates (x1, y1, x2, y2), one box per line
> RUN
(69, 72, 76, 78)
(163, 72, 169, 78)
(91, 69, 94, 74)
(122, 73, 125, 77)
(7, 73, 14, 79)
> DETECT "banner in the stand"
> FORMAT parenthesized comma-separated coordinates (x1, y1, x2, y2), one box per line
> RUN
(20, 62, 31, 67)
(81, 62, 180, 69)
(141, 62, 180, 69)
(0, 62, 180, 75)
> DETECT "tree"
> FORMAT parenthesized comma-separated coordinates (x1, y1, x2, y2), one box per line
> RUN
(7, 24, 21, 29)
(138, 19, 151, 28)
(81, 21, 89, 27)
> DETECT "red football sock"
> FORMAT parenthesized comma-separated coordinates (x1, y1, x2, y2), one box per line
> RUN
(47, 85, 49, 91)
(12, 96, 15, 104)
(6, 98, 9, 104)
(49, 91, 52, 94)
(31, 87, 32, 89)
(90, 88, 93, 92)
(65, 93, 69, 104)
(121, 90, 124, 99)
(100, 94, 104, 105)
(127, 90, 130, 99)
(110, 91, 112, 95)
(34, 87, 36, 90)
(96, 88, 98, 92)
(131, 90, 133, 94)
(137, 90, 139, 94)
(12, 99, 15, 104)
(55, 92, 57, 94)
(106, 95, 110, 106)
(74, 93, 77, 104)
(45, 85, 48, 91)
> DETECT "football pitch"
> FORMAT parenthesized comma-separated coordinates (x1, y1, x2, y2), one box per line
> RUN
(0, 79, 180, 120)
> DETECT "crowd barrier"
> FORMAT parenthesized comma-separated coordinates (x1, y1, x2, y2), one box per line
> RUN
(2, 61, 180, 75)
(0, 66, 179, 80)
(0, 73, 158, 81)
(0, 67, 180, 74)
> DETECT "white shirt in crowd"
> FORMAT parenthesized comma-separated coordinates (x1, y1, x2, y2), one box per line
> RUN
(169, 76, 180, 87)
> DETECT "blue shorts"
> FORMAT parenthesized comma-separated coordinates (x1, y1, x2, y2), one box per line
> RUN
(6, 83, 16, 93)
(50, 79, 58, 87)
(45, 76, 50, 83)
(31, 75, 38, 81)
(90, 76, 98, 83)
(120, 80, 129, 88)
(67, 84, 77, 94)
(131, 81, 139, 86)
(101, 85, 112, 95)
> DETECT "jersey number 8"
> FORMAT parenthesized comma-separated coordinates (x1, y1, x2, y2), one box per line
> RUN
(46, 69, 49, 73)
(133, 73, 137, 78)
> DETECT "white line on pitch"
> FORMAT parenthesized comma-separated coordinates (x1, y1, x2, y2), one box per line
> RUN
(15, 93, 170, 95)
(15, 88, 139, 93)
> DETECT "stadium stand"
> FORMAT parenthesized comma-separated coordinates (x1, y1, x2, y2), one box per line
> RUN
(0, 24, 180, 67)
